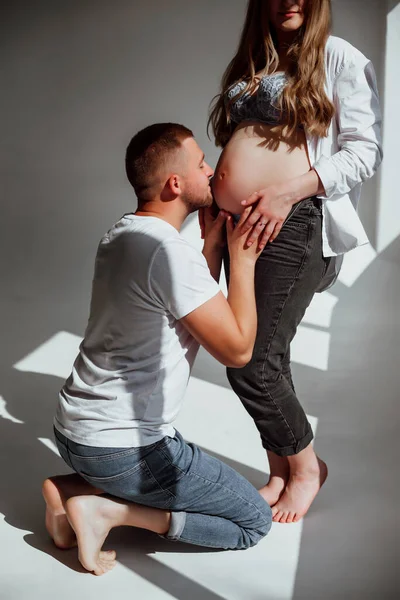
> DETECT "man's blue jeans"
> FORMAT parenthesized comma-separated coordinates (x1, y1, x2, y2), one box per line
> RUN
(54, 427, 272, 550)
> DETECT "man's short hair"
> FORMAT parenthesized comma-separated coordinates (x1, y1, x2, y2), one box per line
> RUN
(125, 123, 193, 201)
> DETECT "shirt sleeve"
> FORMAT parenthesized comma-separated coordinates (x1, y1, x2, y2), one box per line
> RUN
(148, 237, 221, 320)
(313, 55, 383, 199)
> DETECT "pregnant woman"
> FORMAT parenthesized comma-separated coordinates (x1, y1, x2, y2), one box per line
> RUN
(208, 0, 382, 523)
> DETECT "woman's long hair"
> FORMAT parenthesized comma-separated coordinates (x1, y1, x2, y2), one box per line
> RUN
(208, 0, 335, 147)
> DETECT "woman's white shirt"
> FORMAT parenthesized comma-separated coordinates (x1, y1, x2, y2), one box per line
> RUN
(307, 35, 382, 260)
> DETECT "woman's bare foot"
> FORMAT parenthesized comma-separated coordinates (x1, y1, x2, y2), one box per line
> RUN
(272, 456, 328, 524)
(259, 451, 290, 506)
(42, 475, 102, 549)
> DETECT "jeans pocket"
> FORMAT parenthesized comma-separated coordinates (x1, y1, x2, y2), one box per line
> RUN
(78, 458, 175, 507)
(283, 202, 308, 229)
(283, 198, 321, 229)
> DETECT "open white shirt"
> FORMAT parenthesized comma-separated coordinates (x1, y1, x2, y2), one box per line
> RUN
(308, 36, 383, 262)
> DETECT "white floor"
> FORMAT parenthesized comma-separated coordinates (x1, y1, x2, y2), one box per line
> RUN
(0, 241, 399, 599)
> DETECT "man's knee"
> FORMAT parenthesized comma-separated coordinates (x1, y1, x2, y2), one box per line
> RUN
(243, 508, 272, 549)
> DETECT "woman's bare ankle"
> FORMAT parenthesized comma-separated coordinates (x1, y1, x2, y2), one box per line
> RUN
(286, 444, 320, 476)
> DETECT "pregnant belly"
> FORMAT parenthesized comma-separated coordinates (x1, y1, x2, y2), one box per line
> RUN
(212, 122, 311, 214)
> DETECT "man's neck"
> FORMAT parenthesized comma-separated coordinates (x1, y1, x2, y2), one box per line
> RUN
(134, 200, 189, 232)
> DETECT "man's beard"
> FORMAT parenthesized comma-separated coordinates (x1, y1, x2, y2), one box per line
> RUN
(182, 186, 213, 213)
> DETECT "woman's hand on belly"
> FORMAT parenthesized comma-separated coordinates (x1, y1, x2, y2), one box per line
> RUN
(239, 185, 294, 250)
(240, 169, 325, 250)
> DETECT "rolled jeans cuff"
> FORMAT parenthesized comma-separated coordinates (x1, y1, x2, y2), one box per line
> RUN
(262, 427, 314, 457)
(160, 511, 186, 541)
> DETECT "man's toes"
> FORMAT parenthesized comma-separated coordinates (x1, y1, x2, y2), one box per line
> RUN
(99, 550, 116, 561)
(97, 558, 116, 574)
(94, 562, 108, 576)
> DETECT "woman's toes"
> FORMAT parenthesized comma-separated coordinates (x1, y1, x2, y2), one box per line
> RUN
(286, 512, 295, 523)
(273, 510, 283, 522)
(293, 513, 301, 523)
(278, 512, 288, 523)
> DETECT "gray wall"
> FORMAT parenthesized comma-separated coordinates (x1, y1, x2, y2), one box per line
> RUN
(1, 0, 386, 360)
(1, 0, 244, 351)
(332, 0, 386, 244)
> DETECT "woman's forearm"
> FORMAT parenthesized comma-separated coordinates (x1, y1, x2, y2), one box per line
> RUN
(202, 242, 224, 283)
(274, 169, 326, 206)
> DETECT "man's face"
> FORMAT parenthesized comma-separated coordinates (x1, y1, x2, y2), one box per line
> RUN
(180, 137, 214, 212)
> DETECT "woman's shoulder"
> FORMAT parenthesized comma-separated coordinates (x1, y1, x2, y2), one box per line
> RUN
(325, 36, 370, 73)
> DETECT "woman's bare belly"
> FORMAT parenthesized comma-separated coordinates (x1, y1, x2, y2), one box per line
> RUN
(212, 122, 311, 214)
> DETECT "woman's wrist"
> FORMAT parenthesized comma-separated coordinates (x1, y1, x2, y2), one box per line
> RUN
(273, 169, 325, 205)
(202, 242, 224, 282)
(203, 238, 224, 256)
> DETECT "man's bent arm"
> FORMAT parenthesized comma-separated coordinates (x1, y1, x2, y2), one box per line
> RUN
(180, 256, 257, 368)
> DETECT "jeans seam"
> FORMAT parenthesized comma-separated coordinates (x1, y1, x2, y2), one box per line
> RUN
(79, 459, 150, 483)
(259, 215, 317, 448)
(144, 460, 177, 500)
(157, 446, 186, 476)
(185, 471, 271, 526)
(176, 535, 228, 549)
(65, 438, 74, 470)
(66, 448, 144, 462)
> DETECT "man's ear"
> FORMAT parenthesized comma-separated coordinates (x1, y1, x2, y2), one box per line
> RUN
(167, 173, 182, 196)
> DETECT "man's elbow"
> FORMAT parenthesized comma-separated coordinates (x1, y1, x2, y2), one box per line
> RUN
(224, 350, 253, 369)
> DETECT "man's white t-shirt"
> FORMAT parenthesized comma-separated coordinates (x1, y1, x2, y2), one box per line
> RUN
(54, 214, 220, 447)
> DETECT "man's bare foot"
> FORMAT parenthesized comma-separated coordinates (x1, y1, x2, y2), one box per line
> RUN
(42, 475, 102, 549)
(42, 478, 77, 549)
(65, 494, 172, 576)
(259, 451, 290, 506)
(271, 457, 328, 523)
(65, 496, 121, 575)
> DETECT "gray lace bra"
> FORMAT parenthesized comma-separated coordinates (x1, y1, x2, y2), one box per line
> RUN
(227, 72, 288, 125)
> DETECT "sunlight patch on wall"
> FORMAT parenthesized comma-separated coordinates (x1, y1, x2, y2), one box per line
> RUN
(337, 244, 378, 287)
(13, 332, 82, 379)
(0, 395, 24, 424)
(38, 437, 61, 456)
(291, 326, 330, 371)
(302, 292, 338, 328)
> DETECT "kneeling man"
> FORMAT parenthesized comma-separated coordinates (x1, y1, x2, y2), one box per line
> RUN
(43, 122, 271, 575)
